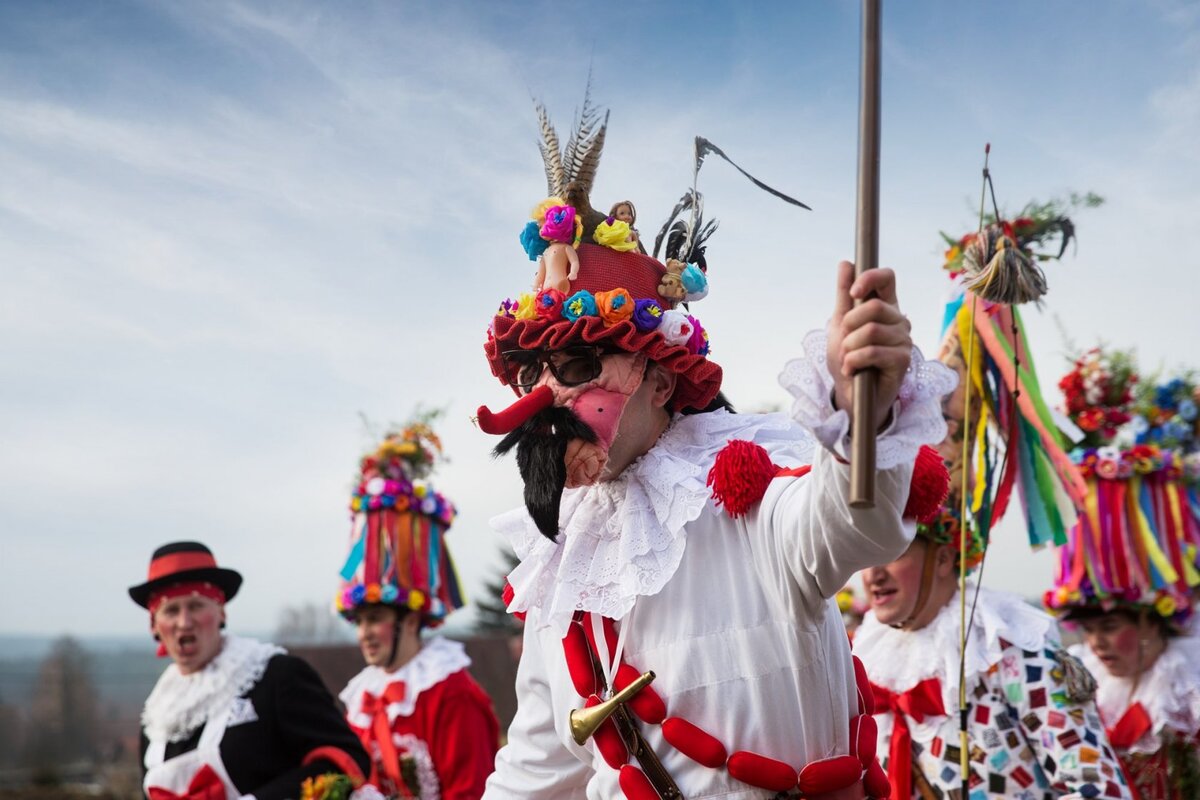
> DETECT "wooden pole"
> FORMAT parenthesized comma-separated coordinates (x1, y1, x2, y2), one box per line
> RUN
(850, 0, 882, 507)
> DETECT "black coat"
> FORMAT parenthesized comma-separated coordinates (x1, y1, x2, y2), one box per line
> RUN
(140, 654, 369, 800)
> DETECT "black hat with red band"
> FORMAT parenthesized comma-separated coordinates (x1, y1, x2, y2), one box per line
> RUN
(128, 541, 243, 609)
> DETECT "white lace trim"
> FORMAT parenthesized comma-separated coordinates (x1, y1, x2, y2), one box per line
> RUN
(141, 636, 285, 743)
(494, 410, 814, 635)
(1075, 637, 1200, 754)
(779, 328, 956, 468)
(854, 585, 1056, 712)
(340, 637, 472, 725)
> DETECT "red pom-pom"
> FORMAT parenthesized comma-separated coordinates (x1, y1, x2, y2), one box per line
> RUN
(562, 623, 597, 698)
(501, 580, 526, 622)
(796, 755, 863, 795)
(584, 695, 628, 769)
(904, 445, 950, 524)
(727, 750, 798, 792)
(852, 655, 874, 715)
(618, 765, 658, 800)
(706, 440, 777, 518)
(662, 717, 727, 768)
(849, 713, 878, 765)
(864, 759, 891, 798)
(615, 663, 667, 724)
(155, 641, 168, 658)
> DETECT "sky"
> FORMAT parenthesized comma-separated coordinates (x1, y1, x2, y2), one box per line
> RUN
(1, 0, 1198, 637)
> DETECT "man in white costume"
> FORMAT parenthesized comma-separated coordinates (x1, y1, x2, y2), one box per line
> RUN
(475, 202, 955, 800)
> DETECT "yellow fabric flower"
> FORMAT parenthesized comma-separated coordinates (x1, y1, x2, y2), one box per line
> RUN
(514, 292, 538, 321)
(593, 218, 637, 252)
(408, 589, 426, 611)
(1155, 594, 1177, 617)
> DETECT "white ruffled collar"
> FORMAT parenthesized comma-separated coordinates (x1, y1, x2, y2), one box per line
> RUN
(340, 636, 471, 725)
(1076, 637, 1200, 752)
(855, 585, 1055, 712)
(495, 410, 814, 636)
(141, 635, 285, 743)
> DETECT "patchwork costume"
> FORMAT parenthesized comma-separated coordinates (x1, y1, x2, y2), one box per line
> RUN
(857, 587, 1131, 799)
(132, 542, 369, 800)
(1047, 358, 1200, 800)
(334, 426, 500, 799)
(475, 101, 956, 799)
(854, 207, 1132, 799)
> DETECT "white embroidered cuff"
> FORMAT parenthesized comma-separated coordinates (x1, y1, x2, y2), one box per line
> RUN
(778, 328, 956, 469)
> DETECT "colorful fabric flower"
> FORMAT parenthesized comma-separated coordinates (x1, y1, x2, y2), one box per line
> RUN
(685, 314, 710, 356)
(681, 263, 709, 301)
(632, 298, 665, 332)
(536, 288, 565, 319)
(497, 298, 518, 319)
(521, 220, 549, 261)
(595, 288, 635, 326)
(540, 205, 577, 243)
(592, 217, 638, 252)
(563, 290, 598, 322)
(659, 309, 694, 347)
(514, 292, 538, 321)
(407, 589, 426, 611)
(1179, 398, 1197, 422)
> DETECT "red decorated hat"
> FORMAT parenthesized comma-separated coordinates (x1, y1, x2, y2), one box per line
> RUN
(128, 541, 243, 609)
(485, 243, 723, 412)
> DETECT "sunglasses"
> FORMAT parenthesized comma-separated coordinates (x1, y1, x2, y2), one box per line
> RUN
(501, 346, 617, 392)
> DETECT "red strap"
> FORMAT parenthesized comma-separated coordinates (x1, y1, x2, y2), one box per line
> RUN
(147, 551, 218, 582)
(1107, 702, 1152, 750)
(775, 464, 814, 478)
(302, 746, 364, 787)
(871, 678, 946, 800)
(146, 764, 226, 800)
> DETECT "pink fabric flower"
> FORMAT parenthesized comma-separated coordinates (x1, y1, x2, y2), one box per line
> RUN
(540, 205, 577, 243)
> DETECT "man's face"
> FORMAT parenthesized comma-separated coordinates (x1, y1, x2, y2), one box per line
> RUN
(1079, 612, 1162, 678)
(355, 604, 398, 667)
(152, 594, 225, 675)
(860, 532, 929, 626)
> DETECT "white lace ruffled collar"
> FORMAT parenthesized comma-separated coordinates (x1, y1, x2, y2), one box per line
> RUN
(855, 585, 1055, 712)
(340, 636, 471, 724)
(495, 410, 813, 636)
(141, 635, 285, 743)
(1077, 637, 1200, 752)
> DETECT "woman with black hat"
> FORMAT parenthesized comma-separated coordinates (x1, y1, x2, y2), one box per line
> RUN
(131, 541, 372, 800)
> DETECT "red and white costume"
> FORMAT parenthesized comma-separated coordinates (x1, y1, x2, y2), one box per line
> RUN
(483, 331, 955, 799)
(341, 637, 499, 800)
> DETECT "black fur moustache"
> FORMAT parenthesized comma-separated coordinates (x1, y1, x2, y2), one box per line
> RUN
(492, 406, 598, 541)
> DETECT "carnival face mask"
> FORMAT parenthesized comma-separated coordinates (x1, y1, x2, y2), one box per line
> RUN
(490, 347, 648, 540)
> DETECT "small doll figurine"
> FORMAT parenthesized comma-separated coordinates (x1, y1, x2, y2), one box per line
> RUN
(659, 258, 709, 303)
(534, 204, 581, 293)
(609, 200, 646, 254)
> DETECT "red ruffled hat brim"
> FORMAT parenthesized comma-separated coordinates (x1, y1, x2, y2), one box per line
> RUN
(485, 314, 723, 412)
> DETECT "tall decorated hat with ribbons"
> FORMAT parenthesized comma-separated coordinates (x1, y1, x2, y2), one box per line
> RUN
(920, 195, 1093, 572)
(334, 420, 464, 625)
(1045, 352, 1200, 628)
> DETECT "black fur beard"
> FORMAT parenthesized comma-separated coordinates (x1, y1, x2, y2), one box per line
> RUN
(492, 406, 598, 541)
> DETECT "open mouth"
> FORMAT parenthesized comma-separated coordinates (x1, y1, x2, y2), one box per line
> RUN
(177, 634, 198, 654)
(870, 588, 898, 606)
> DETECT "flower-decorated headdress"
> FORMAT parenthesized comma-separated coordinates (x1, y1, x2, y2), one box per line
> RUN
(1045, 353, 1200, 629)
(334, 420, 463, 625)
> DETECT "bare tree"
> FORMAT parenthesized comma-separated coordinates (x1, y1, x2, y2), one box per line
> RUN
(274, 602, 350, 646)
(23, 636, 100, 770)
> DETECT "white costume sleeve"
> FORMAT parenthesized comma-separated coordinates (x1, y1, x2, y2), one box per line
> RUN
(747, 331, 955, 609)
(482, 624, 591, 799)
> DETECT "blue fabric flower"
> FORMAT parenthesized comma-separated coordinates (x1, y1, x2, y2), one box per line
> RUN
(1156, 384, 1179, 411)
(521, 220, 549, 261)
(563, 290, 598, 321)
(1179, 398, 1197, 422)
(381, 585, 399, 604)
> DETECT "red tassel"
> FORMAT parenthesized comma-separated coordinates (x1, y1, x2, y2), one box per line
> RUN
(727, 750, 798, 792)
(584, 695, 628, 769)
(796, 755, 863, 795)
(904, 445, 950, 524)
(852, 655, 874, 715)
(849, 713, 878, 765)
(614, 663, 667, 724)
(618, 765, 658, 800)
(863, 759, 891, 799)
(562, 623, 597, 698)
(706, 440, 778, 518)
(662, 717, 727, 768)
(156, 642, 168, 658)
